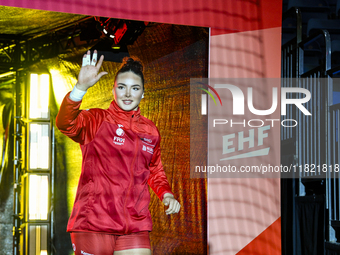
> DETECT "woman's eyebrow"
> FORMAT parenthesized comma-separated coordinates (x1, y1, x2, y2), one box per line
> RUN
(117, 83, 141, 87)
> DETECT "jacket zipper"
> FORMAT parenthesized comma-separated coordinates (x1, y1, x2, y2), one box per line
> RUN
(124, 115, 139, 234)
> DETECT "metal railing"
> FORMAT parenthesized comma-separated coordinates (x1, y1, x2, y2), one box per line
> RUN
(282, 30, 332, 180)
(328, 103, 340, 242)
(282, 13, 337, 245)
(296, 76, 326, 178)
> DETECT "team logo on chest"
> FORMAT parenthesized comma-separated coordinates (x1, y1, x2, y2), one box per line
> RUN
(113, 124, 125, 145)
(116, 124, 125, 136)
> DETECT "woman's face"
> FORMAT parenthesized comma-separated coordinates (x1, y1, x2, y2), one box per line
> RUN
(113, 71, 144, 111)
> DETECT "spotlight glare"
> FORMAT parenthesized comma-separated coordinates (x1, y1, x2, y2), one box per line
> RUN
(28, 174, 49, 220)
(29, 123, 50, 169)
(29, 73, 50, 119)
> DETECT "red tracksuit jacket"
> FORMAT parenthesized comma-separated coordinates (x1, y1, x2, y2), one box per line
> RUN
(56, 92, 173, 234)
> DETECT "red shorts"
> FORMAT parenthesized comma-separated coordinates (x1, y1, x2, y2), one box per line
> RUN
(70, 231, 151, 255)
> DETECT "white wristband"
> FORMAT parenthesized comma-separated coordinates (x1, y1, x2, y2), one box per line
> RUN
(69, 85, 86, 102)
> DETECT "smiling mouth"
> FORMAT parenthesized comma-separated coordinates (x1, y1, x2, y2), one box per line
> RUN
(122, 100, 133, 105)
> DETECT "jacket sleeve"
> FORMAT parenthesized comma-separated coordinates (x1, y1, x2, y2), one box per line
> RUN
(147, 133, 174, 201)
(56, 92, 104, 145)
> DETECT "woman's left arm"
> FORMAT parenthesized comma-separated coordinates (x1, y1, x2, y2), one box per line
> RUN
(148, 135, 181, 215)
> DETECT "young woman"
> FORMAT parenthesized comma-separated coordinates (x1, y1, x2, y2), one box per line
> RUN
(56, 50, 181, 255)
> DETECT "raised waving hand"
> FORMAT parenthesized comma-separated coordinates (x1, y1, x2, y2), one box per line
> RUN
(76, 50, 108, 91)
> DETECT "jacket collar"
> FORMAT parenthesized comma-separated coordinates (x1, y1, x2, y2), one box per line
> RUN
(108, 100, 141, 120)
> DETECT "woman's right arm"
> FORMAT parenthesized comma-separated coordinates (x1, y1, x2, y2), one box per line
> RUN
(56, 50, 107, 144)
(56, 92, 95, 144)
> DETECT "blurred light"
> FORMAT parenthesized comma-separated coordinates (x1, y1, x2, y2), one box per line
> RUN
(109, 34, 115, 38)
(0, 71, 15, 78)
(103, 28, 108, 34)
(29, 123, 50, 169)
(49, 68, 76, 107)
(29, 175, 48, 220)
(29, 73, 50, 119)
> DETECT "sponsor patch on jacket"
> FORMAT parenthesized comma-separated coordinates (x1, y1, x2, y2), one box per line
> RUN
(141, 137, 153, 145)
(113, 136, 125, 145)
(142, 145, 154, 154)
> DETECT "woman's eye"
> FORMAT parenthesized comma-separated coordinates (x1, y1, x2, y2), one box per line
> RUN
(118, 86, 124, 90)
(133, 87, 140, 91)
